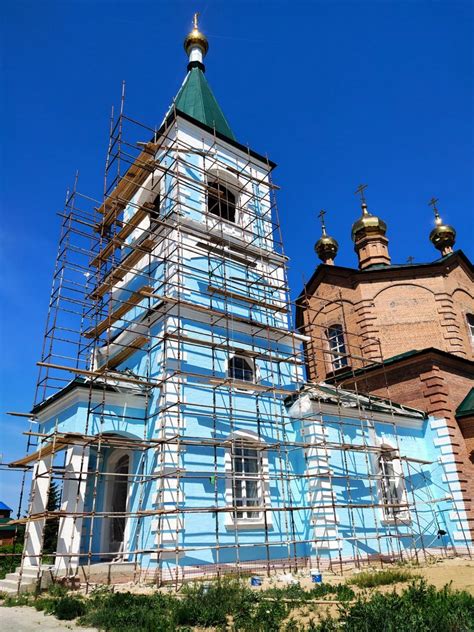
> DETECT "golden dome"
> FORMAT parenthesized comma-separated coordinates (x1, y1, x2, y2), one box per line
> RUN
(315, 211, 338, 263)
(351, 203, 387, 241)
(315, 234, 339, 262)
(184, 14, 209, 57)
(429, 217, 456, 253)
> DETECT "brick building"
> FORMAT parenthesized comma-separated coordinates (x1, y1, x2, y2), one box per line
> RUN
(297, 196, 474, 533)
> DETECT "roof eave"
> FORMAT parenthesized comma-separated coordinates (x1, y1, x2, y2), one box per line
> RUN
(160, 108, 277, 170)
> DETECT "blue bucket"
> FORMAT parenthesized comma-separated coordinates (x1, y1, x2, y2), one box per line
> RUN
(311, 571, 322, 583)
(250, 576, 262, 587)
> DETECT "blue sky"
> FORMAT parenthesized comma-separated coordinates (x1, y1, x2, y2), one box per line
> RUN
(1, 0, 473, 510)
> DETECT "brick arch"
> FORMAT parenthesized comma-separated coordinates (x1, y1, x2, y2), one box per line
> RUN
(451, 287, 474, 359)
(371, 283, 443, 359)
(309, 297, 355, 321)
(371, 282, 436, 301)
(451, 287, 474, 302)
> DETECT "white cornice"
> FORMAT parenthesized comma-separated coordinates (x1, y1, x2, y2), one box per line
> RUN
(288, 398, 425, 429)
(35, 386, 146, 423)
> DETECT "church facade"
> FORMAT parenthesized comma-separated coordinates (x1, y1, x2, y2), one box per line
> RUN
(7, 20, 472, 589)
(298, 192, 474, 538)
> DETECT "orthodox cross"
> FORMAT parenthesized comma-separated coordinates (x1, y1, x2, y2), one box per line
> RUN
(429, 196, 440, 218)
(355, 183, 368, 204)
(317, 209, 327, 234)
(193, 12, 199, 29)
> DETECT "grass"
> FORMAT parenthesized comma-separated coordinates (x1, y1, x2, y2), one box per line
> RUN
(347, 568, 417, 588)
(1, 576, 473, 631)
(319, 580, 474, 632)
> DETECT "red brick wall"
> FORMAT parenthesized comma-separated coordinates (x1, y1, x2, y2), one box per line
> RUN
(302, 260, 474, 383)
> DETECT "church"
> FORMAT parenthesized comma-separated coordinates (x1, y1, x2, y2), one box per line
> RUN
(2, 18, 472, 592)
(297, 187, 474, 539)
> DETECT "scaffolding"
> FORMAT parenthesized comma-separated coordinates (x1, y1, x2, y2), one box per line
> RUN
(2, 95, 471, 593)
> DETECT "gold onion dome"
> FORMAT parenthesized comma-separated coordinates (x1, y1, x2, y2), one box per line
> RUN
(429, 211, 456, 254)
(315, 233, 339, 262)
(315, 211, 338, 263)
(184, 14, 209, 57)
(351, 203, 387, 241)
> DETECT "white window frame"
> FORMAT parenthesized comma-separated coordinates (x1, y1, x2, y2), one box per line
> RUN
(224, 430, 272, 530)
(466, 313, 474, 346)
(205, 168, 242, 226)
(100, 448, 133, 559)
(326, 324, 349, 371)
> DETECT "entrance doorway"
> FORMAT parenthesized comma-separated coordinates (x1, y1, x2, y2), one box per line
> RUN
(103, 451, 130, 558)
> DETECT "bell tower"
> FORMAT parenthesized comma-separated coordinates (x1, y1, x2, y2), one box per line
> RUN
(351, 184, 391, 269)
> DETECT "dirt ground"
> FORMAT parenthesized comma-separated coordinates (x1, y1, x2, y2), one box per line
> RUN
(0, 606, 98, 632)
(415, 557, 474, 594)
(282, 558, 474, 595)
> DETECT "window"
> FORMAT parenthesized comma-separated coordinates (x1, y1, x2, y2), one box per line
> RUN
(232, 442, 262, 519)
(207, 180, 236, 223)
(379, 449, 405, 520)
(229, 355, 254, 382)
(326, 324, 348, 371)
(149, 193, 160, 230)
(467, 314, 474, 345)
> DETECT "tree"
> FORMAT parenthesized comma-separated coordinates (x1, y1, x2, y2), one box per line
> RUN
(43, 480, 61, 554)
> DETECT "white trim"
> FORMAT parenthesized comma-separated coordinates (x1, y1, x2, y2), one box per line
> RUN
(227, 353, 259, 392)
(287, 396, 425, 429)
(35, 386, 146, 423)
(224, 429, 273, 531)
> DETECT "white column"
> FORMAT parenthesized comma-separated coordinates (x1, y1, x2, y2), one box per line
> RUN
(55, 445, 90, 574)
(23, 453, 53, 567)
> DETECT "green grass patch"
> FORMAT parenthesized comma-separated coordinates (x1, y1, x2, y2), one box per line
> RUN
(2, 577, 473, 631)
(320, 580, 474, 631)
(348, 568, 417, 588)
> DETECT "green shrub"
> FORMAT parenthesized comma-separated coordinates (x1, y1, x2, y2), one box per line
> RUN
(261, 581, 355, 603)
(348, 568, 416, 588)
(177, 578, 256, 627)
(235, 597, 290, 631)
(0, 544, 23, 579)
(79, 591, 178, 632)
(329, 580, 474, 632)
(52, 595, 86, 620)
(47, 582, 69, 598)
(1, 593, 30, 607)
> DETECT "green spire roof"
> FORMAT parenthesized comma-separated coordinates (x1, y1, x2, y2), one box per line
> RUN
(174, 67, 235, 141)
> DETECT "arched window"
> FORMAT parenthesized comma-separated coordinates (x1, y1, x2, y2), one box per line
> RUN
(229, 355, 254, 382)
(467, 314, 474, 345)
(207, 179, 236, 223)
(102, 451, 130, 557)
(379, 448, 406, 520)
(326, 324, 348, 371)
(232, 440, 261, 520)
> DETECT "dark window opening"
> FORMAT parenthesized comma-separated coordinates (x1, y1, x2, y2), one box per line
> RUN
(229, 355, 254, 382)
(207, 180, 236, 223)
(149, 193, 160, 230)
